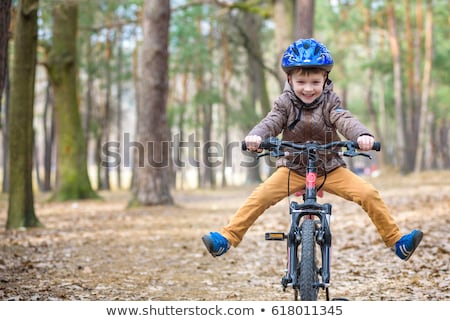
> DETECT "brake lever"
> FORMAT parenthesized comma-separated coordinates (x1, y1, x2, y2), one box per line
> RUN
(343, 150, 373, 159)
(358, 152, 373, 159)
(257, 146, 286, 159)
(343, 150, 358, 158)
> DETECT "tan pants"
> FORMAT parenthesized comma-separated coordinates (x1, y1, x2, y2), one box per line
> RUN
(220, 166, 402, 248)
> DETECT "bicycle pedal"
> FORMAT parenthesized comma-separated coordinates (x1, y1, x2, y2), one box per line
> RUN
(265, 232, 286, 241)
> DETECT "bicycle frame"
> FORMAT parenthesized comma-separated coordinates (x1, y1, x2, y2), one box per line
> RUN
(253, 137, 380, 301)
(283, 147, 333, 299)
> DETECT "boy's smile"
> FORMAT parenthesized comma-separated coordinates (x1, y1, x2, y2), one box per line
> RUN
(289, 71, 326, 105)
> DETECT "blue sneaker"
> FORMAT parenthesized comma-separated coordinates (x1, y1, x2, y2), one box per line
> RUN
(202, 232, 230, 257)
(394, 230, 423, 261)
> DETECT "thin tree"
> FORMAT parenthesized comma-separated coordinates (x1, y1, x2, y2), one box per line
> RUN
(414, 0, 433, 172)
(273, 0, 295, 89)
(220, 30, 232, 187)
(403, 0, 416, 153)
(386, 2, 407, 172)
(0, 0, 12, 193)
(130, 0, 173, 206)
(358, 0, 383, 141)
(41, 81, 55, 191)
(96, 28, 115, 191)
(116, 27, 123, 190)
(0, 0, 11, 103)
(7, 0, 42, 229)
(238, 10, 271, 184)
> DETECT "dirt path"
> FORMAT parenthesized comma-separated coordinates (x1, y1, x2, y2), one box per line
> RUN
(0, 171, 449, 301)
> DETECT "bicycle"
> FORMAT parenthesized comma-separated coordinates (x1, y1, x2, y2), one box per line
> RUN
(242, 137, 381, 301)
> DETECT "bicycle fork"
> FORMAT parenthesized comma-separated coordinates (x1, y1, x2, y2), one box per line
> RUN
(317, 203, 332, 287)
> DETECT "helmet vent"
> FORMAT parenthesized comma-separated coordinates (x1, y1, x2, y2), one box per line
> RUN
(314, 45, 321, 55)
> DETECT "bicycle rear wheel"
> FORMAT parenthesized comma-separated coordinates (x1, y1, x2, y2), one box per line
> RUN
(298, 219, 319, 301)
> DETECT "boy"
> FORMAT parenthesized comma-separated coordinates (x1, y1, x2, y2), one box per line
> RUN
(202, 38, 423, 261)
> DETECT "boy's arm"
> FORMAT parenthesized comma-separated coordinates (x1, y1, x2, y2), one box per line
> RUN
(331, 107, 376, 150)
(329, 105, 373, 142)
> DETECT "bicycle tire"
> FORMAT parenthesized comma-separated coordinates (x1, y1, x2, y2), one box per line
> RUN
(298, 219, 319, 301)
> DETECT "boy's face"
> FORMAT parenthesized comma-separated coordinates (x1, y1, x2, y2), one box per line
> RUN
(288, 69, 326, 104)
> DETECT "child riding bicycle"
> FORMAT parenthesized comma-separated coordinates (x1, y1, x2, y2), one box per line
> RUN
(202, 38, 423, 261)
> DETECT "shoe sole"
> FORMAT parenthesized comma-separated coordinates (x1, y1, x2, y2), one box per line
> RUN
(201, 235, 217, 257)
(404, 230, 423, 261)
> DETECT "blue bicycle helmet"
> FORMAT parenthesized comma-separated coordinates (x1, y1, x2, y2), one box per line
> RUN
(281, 38, 334, 73)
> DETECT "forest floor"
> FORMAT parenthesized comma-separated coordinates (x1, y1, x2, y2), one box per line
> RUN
(0, 170, 449, 301)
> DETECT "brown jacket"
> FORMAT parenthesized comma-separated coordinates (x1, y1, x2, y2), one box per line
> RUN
(248, 80, 372, 176)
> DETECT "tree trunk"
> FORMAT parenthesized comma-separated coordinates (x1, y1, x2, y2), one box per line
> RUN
(1, 76, 9, 192)
(7, 0, 42, 229)
(437, 119, 449, 169)
(220, 33, 232, 187)
(202, 101, 215, 188)
(241, 10, 271, 184)
(403, 0, 415, 152)
(98, 31, 114, 191)
(116, 27, 123, 190)
(295, 0, 314, 38)
(378, 77, 393, 165)
(195, 106, 201, 187)
(188, 13, 211, 189)
(48, 1, 98, 200)
(386, 2, 407, 173)
(359, 0, 383, 144)
(130, 0, 173, 206)
(174, 73, 188, 190)
(0, 0, 11, 104)
(0, 0, 12, 193)
(273, 0, 295, 89)
(44, 83, 55, 191)
(84, 35, 94, 149)
(414, 0, 433, 172)
(412, 0, 424, 148)
(239, 10, 271, 116)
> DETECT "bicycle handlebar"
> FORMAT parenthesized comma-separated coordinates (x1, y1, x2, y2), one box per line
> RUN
(241, 137, 381, 158)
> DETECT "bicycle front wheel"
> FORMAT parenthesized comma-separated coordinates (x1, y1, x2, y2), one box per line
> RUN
(298, 219, 319, 301)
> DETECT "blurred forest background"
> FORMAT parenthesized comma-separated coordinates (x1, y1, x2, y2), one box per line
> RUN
(0, 0, 448, 230)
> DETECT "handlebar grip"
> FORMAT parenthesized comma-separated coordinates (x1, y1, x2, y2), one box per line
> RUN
(356, 141, 381, 151)
(355, 142, 381, 152)
(242, 139, 273, 150)
(372, 142, 381, 151)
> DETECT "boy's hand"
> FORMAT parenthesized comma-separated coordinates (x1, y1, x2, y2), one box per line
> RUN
(357, 135, 375, 151)
(245, 135, 263, 152)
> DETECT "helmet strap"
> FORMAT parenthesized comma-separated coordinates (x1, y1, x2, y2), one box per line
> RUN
(323, 72, 330, 90)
